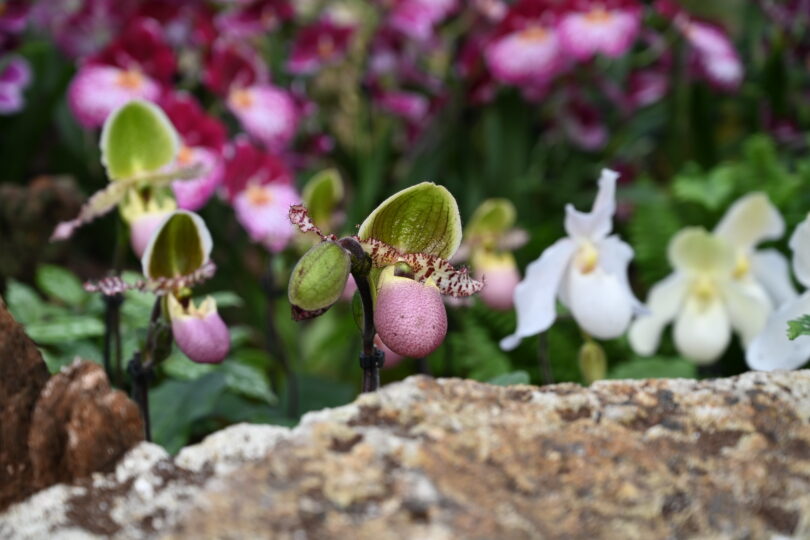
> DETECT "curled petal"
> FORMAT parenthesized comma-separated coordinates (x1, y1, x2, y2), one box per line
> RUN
(564, 168, 618, 240)
(750, 249, 797, 307)
(564, 266, 634, 340)
(673, 295, 731, 365)
(51, 181, 131, 241)
(361, 238, 483, 297)
(629, 274, 688, 356)
(500, 238, 577, 351)
(789, 216, 810, 288)
(746, 291, 810, 371)
(84, 261, 217, 296)
(713, 192, 783, 251)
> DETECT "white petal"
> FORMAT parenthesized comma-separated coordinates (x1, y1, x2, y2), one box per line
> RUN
(499, 238, 576, 350)
(628, 274, 688, 356)
(564, 266, 634, 339)
(713, 192, 783, 250)
(746, 291, 810, 371)
(750, 249, 797, 306)
(597, 235, 646, 314)
(673, 295, 731, 365)
(564, 168, 618, 240)
(789, 215, 810, 288)
(719, 280, 771, 346)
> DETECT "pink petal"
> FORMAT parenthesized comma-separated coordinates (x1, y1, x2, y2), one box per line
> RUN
(228, 84, 298, 151)
(171, 146, 224, 211)
(68, 65, 160, 128)
(557, 8, 641, 61)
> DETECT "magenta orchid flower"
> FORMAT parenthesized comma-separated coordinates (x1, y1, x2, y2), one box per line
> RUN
(234, 183, 301, 253)
(227, 84, 299, 151)
(557, 2, 641, 62)
(485, 25, 563, 88)
(215, 0, 294, 39)
(678, 19, 743, 91)
(68, 65, 160, 128)
(91, 17, 176, 84)
(388, 0, 458, 41)
(203, 39, 268, 97)
(0, 56, 31, 114)
(287, 19, 355, 75)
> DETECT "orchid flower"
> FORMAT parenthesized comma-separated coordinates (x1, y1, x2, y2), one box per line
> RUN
(557, 3, 642, 62)
(747, 215, 810, 371)
(501, 169, 644, 350)
(227, 84, 299, 151)
(68, 65, 160, 128)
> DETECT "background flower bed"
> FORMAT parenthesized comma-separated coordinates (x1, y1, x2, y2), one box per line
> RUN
(1, 0, 809, 453)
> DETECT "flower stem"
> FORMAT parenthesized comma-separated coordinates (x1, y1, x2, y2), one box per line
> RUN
(127, 351, 152, 442)
(262, 257, 299, 418)
(339, 237, 384, 392)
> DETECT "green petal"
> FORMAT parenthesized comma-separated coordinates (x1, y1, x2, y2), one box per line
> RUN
(100, 100, 180, 181)
(288, 241, 351, 312)
(358, 182, 461, 259)
(142, 211, 212, 279)
(302, 168, 344, 231)
(465, 198, 516, 241)
(668, 227, 734, 275)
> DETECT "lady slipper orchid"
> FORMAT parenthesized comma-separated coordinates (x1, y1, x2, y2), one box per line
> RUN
(501, 169, 644, 350)
(119, 189, 177, 258)
(629, 228, 772, 364)
(747, 215, 810, 371)
(473, 251, 521, 311)
(167, 294, 230, 364)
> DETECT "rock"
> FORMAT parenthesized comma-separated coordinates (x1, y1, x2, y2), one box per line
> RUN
(0, 302, 50, 510)
(3, 372, 810, 539)
(28, 361, 144, 491)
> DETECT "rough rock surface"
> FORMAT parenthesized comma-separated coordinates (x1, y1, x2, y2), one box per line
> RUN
(28, 361, 144, 490)
(3, 372, 810, 539)
(0, 302, 50, 510)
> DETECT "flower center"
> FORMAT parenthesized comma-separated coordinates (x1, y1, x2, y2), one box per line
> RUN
(575, 242, 599, 274)
(691, 275, 716, 304)
(519, 26, 548, 42)
(229, 87, 254, 110)
(732, 253, 750, 279)
(246, 184, 272, 206)
(585, 7, 613, 24)
(318, 36, 335, 59)
(177, 145, 194, 166)
(116, 70, 143, 90)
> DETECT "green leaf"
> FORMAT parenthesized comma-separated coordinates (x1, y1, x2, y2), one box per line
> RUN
(223, 362, 277, 405)
(488, 371, 530, 386)
(35, 265, 88, 306)
(100, 99, 179, 181)
(150, 372, 228, 454)
(302, 168, 344, 230)
(25, 316, 105, 344)
(787, 315, 810, 340)
(143, 211, 212, 279)
(465, 198, 516, 240)
(673, 165, 734, 211)
(607, 357, 697, 380)
(161, 352, 217, 380)
(282, 374, 354, 417)
(288, 241, 351, 312)
(358, 182, 462, 259)
(209, 291, 244, 308)
(4, 280, 45, 325)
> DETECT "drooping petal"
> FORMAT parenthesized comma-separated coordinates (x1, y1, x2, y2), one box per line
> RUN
(746, 291, 810, 371)
(564, 168, 619, 241)
(51, 181, 132, 241)
(564, 266, 634, 340)
(499, 238, 577, 351)
(629, 274, 688, 356)
(789, 215, 810, 288)
(713, 192, 784, 251)
(720, 280, 771, 347)
(673, 295, 731, 365)
(750, 249, 798, 306)
(597, 235, 646, 314)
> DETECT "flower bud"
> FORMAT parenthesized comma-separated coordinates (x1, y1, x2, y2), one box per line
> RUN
(374, 266, 447, 358)
(168, 295, 230, 364)
(578, 340, 607, 384)
(473, 251, 520, 311)
(288, 241, 351, 313)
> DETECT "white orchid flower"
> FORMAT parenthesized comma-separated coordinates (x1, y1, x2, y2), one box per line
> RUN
(500, 169, 644, 350)
(629, 227, 772, 364)
(747, 215, 810, 371)
(713, 192, 796, 306)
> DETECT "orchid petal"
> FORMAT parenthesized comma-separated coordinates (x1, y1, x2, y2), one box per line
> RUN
(628, 274, 688, 356)
(50, 181, 132, 241)
(720, 280, 771, 346)
(564, 266, 634, 339)
(597, 235, 646, 314)
(668, 227, 734, 275)
(750, 249, 798, 306)
(789, 215, 810, 288)
(564, 168, 619, 240)
(500, 238, 576, 351)
(673, 295, 731, 365)
(713, 192, 783, 250)
(746, 291, 810, 371)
